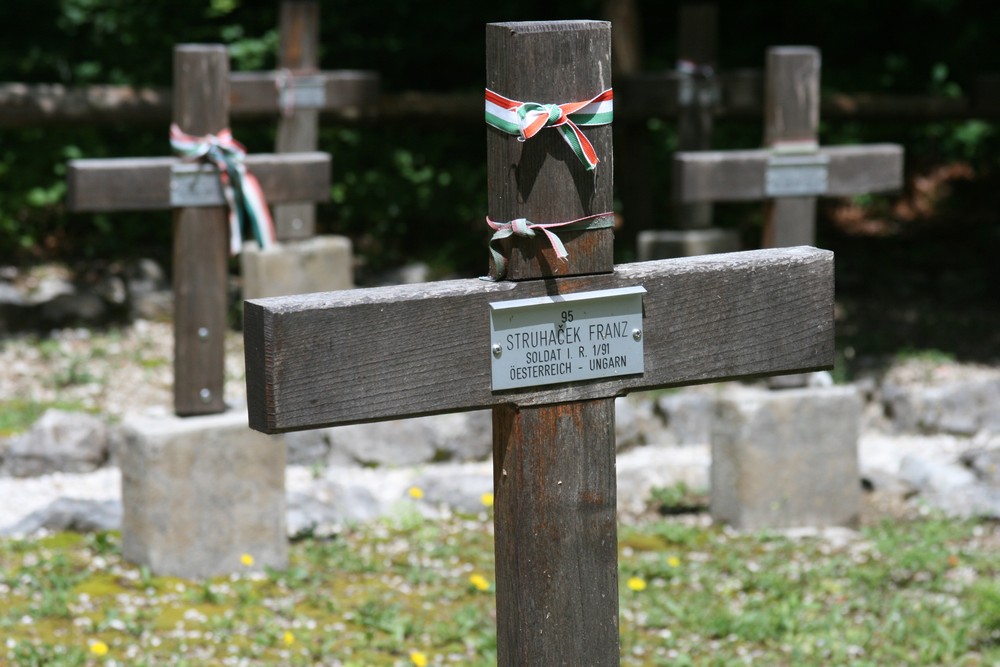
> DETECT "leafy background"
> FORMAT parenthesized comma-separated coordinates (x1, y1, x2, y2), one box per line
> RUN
(1, 0, 999, 281)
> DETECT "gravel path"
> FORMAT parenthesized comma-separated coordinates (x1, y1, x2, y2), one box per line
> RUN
(2, 319, 1000, 533)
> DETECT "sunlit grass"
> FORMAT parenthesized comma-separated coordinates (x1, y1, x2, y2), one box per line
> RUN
(1, 510, 999, 666)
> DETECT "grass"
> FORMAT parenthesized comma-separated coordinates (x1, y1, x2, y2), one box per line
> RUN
(0, 399, 93, 438)
(2, 507, 999, 666)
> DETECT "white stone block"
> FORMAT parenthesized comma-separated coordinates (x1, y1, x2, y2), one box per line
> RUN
(241, 235, 353, 300)
(711, 385, 861, 530)
(120, 406, 287, 579)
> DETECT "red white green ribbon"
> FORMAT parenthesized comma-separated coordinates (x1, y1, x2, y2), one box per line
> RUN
(485, 88, 613, 171)
(170, 124, 277, 254)
(484, 212, 615, 280)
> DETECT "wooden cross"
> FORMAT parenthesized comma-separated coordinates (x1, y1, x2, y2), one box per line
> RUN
(673, 46, 904, 248)
(244, 22, 833, 665)
(618, 4, 738, 256)
(229, 0, 378, 241)
(674, 3, 720, 231)
(67, 44, 331, 417)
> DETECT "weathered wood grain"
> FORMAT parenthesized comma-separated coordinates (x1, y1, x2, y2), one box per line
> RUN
(493, 398, 619, 665)
(763, 47, 822, 255)
(66, 43, 333, 417)
(672, 144, 904, 203)
(675, 4, 718, 231)
(279, 1, 318, 70)
(272, 0, 321, 241)
(229, 71, 378, 116)
(249, 1, 377, 241)
(172, 45, 229, 416)
(765, 47, 820, 148)
(486, 21, 620, 665)
(242, 20, 839, 666)
(66, 153, 331, 212)
(244, 246, 834, 432)
(485, 21, 614, 280)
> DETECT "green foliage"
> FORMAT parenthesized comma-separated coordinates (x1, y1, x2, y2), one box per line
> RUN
(2, 1, 1000, 273)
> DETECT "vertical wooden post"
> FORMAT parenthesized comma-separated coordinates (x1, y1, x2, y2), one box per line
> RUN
(763, 47, 820, 388)
(172, 45, 229, 416)
(604, 0, 652, 250)
(493, 399, 619, 665)
(274, 0, 320, 240)
(487, 22, 620, 666)
(675, 3, 718, 230)
(762, 47, 820, 248)
(486, 22, 614, 281)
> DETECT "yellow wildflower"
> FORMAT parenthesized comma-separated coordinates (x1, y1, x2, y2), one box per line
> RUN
(410, 650, 429, 666)
(90, 640, 109, 656)
(481, 492, 494, 508)
(469, 573, 491, 591)
(626, 576, 647, 592)
(408, 486, 424, 500)
(667, 556, 681, 568)
(240, 553, 255, 567)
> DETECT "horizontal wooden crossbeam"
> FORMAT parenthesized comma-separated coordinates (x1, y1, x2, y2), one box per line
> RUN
(673, 144, 903, 203)
(230, 70, 378, 114)
(67, 153, 330, 212)
(245, 246, 834, 433)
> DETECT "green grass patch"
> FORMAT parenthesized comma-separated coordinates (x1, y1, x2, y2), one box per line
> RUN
(894, 347, 958, 365)
(0, 399, 90, 437)
(2, 512, 999, 665)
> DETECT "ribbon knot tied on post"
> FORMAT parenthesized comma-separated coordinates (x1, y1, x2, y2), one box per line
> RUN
(484, 212, 615, 281)
(485, 88, 613, 171)
(170, 123, 277, 255)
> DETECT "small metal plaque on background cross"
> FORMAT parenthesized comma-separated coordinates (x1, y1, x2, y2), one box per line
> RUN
(170, 165, 225, 207)
(765, 152, 830, 197)
(279, 75, 327, 110)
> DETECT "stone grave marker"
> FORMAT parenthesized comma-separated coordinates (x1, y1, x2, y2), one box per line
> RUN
(244, 21, 834, 664)
(231, 0, 380, 299)
(66, 44, 330, 578)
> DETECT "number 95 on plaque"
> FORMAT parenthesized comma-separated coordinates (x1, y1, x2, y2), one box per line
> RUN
(488, 286, 646, 391)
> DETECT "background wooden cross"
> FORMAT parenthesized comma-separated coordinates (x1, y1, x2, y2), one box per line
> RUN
(244, 22, 834, 666)
(67, 44, 331, 417)
(674, 3, 720, 232)
(618, 4, 740, 259)
(673, 46, 904, 249)
(230, 0, 378, 242)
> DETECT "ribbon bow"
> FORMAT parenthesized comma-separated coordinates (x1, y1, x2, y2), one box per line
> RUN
(484, 212, 615, 280)
(485, 88, 613, 171)
(170, 124, 277, 254)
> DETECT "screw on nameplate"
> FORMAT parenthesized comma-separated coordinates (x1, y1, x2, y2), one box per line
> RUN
(489, 286, 646, 391)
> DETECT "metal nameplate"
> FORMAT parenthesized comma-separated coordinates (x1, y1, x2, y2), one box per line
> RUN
(170, 165, 225, 207)
(677, 74, 720, 108)
(765, 153, 830, 197)
(280, 75, 326, 110)
(489, 286, 646, 391)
